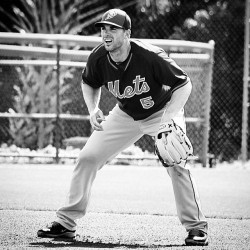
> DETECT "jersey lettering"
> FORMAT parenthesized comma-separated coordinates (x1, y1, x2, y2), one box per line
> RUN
(108, 75, 150, 99)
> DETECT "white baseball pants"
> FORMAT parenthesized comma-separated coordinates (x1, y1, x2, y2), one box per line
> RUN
(56, 104, 208, 233)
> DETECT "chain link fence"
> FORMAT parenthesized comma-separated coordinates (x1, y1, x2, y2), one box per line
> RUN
(0, 0, 247, 164)
(123, 1, 245, 163)
(0, 34, 213, 166)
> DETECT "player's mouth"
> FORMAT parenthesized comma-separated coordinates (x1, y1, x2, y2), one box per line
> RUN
(104, 38, 113, 46)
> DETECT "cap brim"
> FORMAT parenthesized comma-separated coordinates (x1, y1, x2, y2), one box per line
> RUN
(95, 21, 123, 29)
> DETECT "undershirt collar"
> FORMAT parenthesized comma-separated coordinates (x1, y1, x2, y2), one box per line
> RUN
(107, 50, 132, 71)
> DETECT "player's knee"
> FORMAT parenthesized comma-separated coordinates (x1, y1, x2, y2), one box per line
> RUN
(77, 150, 101, 168)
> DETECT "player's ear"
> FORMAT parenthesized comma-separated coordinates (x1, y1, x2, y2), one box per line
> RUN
(125, 29, 131, 39)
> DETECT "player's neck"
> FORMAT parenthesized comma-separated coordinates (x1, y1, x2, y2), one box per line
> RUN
(109, 42, 131, 63)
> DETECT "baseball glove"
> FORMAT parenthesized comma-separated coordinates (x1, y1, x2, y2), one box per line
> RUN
(155, 120, 193, 167)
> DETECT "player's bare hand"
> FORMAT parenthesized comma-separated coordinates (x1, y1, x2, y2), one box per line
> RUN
(89, 108, 105, 131)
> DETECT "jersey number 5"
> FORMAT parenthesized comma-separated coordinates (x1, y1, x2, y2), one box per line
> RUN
(140, 96, 155, 109)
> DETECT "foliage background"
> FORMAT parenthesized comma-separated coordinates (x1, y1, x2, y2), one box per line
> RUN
(0, 0, 247, 162)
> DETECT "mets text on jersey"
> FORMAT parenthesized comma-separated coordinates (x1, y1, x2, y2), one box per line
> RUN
(107, 75, 150, 99)
(107, 75, 155, 109)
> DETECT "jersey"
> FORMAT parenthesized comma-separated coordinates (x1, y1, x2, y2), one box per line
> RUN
(82, 39, 189, 120)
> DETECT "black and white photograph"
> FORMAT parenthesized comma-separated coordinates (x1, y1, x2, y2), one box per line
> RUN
(0, 0, 249, 249)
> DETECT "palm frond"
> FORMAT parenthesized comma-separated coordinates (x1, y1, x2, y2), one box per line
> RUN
(0, 22, 12, 32)
(67, 4, 108, 34)
(78, 4, 108, 20)
(0, 6, 24, 31)
(117, 0, 137, 10)
(13, 7, 32, 32)
(49, 0, 57, 32)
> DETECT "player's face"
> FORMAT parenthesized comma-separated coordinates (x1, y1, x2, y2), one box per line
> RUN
(101, 25, 128, 52)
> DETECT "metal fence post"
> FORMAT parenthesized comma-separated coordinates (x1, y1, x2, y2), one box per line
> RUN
(242, 0, 250, 164)
(202, 40, 215, 167)
(55, 44, 61, 163)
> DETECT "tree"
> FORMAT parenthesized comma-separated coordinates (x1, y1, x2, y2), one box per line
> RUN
(0, 0, 137, 148)
(0, 0, 109, 148)
(0, 0, 108, 34)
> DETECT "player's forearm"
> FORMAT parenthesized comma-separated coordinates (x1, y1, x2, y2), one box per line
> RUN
(162, 80, 192, 122)
(81, 81, 102, 115)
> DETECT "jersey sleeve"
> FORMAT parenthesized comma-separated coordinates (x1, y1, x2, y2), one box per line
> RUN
(153, 50, 189, 92)
(82, 53, 102, 89)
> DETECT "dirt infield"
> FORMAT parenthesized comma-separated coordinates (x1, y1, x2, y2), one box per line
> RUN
(0, 163, 250, 249)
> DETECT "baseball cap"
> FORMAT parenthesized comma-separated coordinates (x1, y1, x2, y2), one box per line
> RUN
(95, 9, 131, 30)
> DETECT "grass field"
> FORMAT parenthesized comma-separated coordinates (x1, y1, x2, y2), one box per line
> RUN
(0, 162, 250, 249)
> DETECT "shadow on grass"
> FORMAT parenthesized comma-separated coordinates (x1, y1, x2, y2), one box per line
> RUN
(30, 238, 185, 248)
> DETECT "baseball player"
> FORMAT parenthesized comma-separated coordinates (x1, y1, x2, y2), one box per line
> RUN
(37, 9, 208, 246)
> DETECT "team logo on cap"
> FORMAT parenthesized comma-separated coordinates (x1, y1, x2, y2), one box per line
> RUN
(105, 10, 118, 20)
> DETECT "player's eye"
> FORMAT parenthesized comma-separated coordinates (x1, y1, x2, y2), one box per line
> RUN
(110, 26, 118, 31)
(101, 25, 123, 33)
(101, 26, 118, 32)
